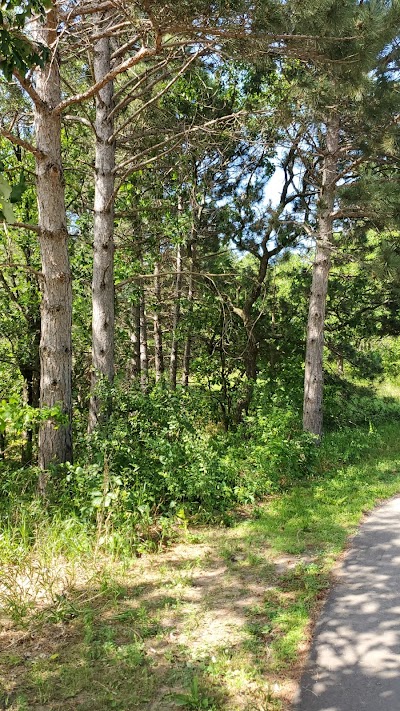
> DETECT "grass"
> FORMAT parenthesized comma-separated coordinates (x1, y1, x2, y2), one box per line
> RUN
(1, 422, 400, 709)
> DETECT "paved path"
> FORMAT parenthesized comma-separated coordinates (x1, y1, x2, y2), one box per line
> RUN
(293, 496, 400, 711)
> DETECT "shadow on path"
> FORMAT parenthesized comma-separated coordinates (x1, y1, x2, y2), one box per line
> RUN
(293, 496, 400, 711)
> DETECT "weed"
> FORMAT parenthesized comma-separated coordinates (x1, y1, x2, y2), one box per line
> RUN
(172, 676, 219, 710)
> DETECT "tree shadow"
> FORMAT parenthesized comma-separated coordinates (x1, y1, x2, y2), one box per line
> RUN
(0, 522, 325, 711)
(293, 496, 400, 711)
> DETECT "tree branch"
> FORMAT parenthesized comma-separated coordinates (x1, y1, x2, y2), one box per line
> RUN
(53, 44, 158, 115)
(0, 261, 42, 277)
(12, 69, 45, 109)
(62, 1, 116, 21)
(7, 222, 41, 234)
(63, 114, 94, 129)
(0, 272, 28, 318)
(0, 128, 44, 159)
(109, 47, 206, 140)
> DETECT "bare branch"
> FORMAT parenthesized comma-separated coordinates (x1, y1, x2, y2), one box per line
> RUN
(115, 271, 237, 290)
(62, 1, 116, 21)
(331, 207, 369, 220)
(63, 114, 93, 129)
(114, 111, 247, 175)
(91, 20, 131, 40)
(0, 272, 27, 317)
(110, 47, 206, 140)
(111, 34, 141, 61)
(12, 69, 45, 109)
(6, 222, 41, 234)
(53, 45, 158, 115)
(110, 59, 172, 117)
(0, 261, 42, 277)
(0, 128, 44, 159)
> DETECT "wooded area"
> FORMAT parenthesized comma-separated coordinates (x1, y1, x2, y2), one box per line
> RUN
(1, 0, 399, 478)
(0, 1, 399, 708)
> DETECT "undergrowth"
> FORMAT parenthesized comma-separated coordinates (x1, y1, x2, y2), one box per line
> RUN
(1, 378, 400, 559)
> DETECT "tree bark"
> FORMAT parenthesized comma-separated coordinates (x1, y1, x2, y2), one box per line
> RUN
(139, 285, 149, 393)
(153, 261, 164, 382)
(130, 302, 141, 379)
(234, 314, 258, 424)
(88, 25, 115, 432)
(21, 356, 40, 464)
(182, 241, 194, 387)
(303, 115, 340, 438)
(170, 243, 182, 389)
(34, 4, 73, 472)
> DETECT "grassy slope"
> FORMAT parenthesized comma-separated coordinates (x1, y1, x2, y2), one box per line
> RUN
(1, 423, 400, 710)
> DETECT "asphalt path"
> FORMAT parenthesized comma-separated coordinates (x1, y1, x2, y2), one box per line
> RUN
(293, 495, 400, 711)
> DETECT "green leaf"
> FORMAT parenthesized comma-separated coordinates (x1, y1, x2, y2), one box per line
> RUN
(9, 173, 27, 203)
(0, 199, 15, 223)
(0, 176, 12, 200)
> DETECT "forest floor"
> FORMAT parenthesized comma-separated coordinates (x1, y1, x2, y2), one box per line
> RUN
(2, 423, 400, 710)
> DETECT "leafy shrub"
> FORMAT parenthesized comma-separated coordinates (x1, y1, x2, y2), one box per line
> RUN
(47, 382, 317, 538)
(230, 409, 317, 499)
(324, 384, 400, 429)
(2, 374, 397, 556)
(61, 385, 238, 528)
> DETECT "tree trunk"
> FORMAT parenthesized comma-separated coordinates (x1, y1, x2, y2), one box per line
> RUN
(130, 302, 141, 379)
(153, 261, 164, 382)
(139, 285, 149, 393)
(21, 361, 40, 464)
(234, 315, 258, 424)
(170, 243, 182, 389)
(34, 5, 72, 473)
(303, 115, 339, 439)
(182, 241, 194, 387)
(88, 26, 115, 432)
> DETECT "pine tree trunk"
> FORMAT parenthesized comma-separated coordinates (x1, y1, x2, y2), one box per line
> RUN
(170, 244, 182, 389)
(34, 5, 72, 473)
(235, 316, 257, 424)
(88, 27, 115, 432)
(21, 362, 40, 464)
(303, 115, 339, 439)
(139, 286, 149, 393)
(182, 330, 192, 387)
(153, 261, 164, 382)
(182, 242, 194, 387)
(130, 303, 141, 379)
